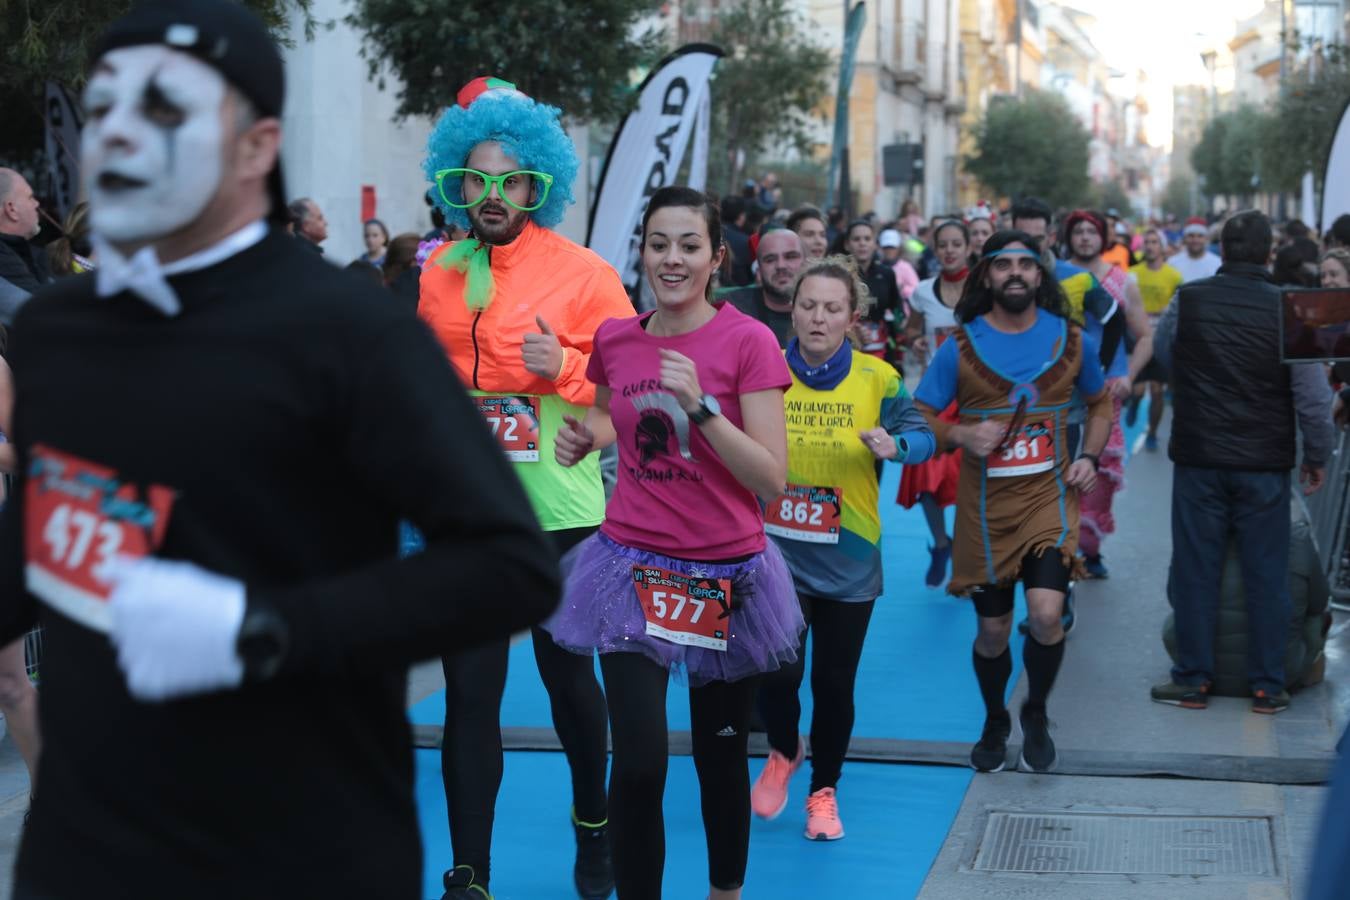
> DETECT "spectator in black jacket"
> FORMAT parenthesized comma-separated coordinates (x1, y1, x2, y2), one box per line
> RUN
(843, 219, 901, 358)
(382, 232, 422, 312)
(287, 197, 327, 254)
(0, 168, 52, 323)
(720, 196, 754, 287)
(1151, 210, 1335, 715)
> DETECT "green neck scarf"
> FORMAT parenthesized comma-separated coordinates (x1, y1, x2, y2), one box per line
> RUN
(437, 238, 495, 310)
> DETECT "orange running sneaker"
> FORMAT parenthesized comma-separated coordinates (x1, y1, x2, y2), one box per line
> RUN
(750, 735, 805, 820)
(804, 787, 844, 841)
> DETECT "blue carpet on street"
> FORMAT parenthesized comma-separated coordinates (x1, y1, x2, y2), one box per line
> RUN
(409, 461, 1037, 896)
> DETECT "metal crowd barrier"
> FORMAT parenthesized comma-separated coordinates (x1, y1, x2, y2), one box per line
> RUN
(1306, 428, 1350, 611)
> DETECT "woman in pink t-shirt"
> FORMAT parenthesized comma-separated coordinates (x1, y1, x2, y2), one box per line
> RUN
(545, 186, 801, 900)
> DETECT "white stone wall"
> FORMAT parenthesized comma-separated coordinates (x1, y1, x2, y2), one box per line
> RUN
(279, 0, 589, 263)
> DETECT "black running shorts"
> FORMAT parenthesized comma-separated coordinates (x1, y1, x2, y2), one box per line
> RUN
(969, 550, 1072, 618)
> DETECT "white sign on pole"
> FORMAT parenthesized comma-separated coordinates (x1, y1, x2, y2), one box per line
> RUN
(1320, 98, 1350, 236)
(587, 45, 723, 294)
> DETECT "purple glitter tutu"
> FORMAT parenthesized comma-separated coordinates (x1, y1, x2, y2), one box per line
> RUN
(542, 532, 803, 686)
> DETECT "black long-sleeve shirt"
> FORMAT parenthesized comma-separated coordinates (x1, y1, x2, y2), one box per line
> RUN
(1, 229, 558, 899)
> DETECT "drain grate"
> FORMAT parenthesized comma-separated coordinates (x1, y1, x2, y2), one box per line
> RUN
(973, 812, 1277, 876)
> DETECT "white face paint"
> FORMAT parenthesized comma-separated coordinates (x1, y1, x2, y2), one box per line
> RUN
(81, 46, 228, 244)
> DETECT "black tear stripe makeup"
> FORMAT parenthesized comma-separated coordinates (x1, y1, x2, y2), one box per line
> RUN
(142, 70, 187, 172)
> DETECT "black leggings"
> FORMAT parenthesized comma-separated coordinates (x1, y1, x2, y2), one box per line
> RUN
(440, 526, 609, 884)
(757, 594, 876, 792)
(600, 651, 756, 898)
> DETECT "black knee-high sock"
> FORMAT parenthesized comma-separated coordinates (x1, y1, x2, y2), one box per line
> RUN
(972, 645, 1012, 717)
(1023, 634, 1066, 710)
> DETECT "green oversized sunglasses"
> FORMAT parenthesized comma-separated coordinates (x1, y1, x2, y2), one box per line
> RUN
(434, 167, 554, 212)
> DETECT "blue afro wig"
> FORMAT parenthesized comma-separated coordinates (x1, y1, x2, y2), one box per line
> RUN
(425, 90, 578, 231)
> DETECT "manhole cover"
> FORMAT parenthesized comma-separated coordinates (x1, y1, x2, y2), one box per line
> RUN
(973, 812, 1276, 876)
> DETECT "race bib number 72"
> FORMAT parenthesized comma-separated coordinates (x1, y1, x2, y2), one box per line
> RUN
(478, 396, 540, 462)
(24, 445, 176, 632)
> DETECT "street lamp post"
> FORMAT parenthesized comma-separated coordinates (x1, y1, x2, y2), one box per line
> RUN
(1199, 48, 1217, 120)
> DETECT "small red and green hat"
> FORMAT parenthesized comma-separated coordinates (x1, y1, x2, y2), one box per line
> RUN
(456, 76, 522, 109)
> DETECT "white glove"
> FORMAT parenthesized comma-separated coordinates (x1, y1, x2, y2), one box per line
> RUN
(105, 556, 246, 702)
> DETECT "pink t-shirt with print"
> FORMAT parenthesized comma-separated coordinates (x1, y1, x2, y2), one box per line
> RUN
(589, 301, 791, 559)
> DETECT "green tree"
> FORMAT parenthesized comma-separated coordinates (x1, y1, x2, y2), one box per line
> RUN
(1089, 180, 1134, 217)
(964, 89, 1091, 209)
(1189, 113, 1229, 198)
(0, 0, 315, 166)
(705, 0, 832, 192)
(1162, 173, 1197, 220)
(1191, 106, 1272, 202)
(1260, 43, 1350, 193)
(346, 0, 664, 123)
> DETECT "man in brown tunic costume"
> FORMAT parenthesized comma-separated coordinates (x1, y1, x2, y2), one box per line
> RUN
(912, 230, 1112, 773)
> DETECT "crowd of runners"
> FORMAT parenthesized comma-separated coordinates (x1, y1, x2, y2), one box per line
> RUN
(1, 1, 1350, 899)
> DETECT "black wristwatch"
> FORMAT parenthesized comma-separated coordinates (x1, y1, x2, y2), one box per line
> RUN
(687, 393, 721, 425)
(236, 605, 289, 682)
(1077, 452, 1100, 471)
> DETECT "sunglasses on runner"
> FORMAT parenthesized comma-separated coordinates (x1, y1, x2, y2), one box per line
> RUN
(434, 167, 554, 212)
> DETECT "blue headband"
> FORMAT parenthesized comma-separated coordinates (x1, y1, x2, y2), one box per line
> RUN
(983, 248, 1040, 261)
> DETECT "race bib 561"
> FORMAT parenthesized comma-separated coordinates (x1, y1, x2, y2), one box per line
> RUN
(987, 420, 1055, 478)
(24, 445, 176, 632)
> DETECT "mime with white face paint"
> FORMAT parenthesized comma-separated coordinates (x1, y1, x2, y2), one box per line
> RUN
(0, 2, 558, 897)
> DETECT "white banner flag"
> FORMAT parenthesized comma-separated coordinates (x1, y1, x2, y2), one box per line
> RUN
(44, 82, 83, 220)
(587, 44, 723, 294)
(688, 88, 711, 192)
(1320, 97, 1350, 235)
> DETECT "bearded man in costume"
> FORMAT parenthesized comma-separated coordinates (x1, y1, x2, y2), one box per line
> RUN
(912, 230, 1112, 776)
(417, 77, 634, 900)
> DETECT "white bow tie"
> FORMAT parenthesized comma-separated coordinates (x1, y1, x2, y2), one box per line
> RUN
(93, 236, 181, 316)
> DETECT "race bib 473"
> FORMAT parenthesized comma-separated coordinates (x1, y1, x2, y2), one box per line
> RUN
(24, 445, 176, 632)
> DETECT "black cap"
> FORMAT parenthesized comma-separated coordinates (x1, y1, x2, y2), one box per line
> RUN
(95, 0, 289, 224)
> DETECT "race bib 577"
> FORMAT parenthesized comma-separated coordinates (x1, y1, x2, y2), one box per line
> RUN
(632, 565, 732, 652)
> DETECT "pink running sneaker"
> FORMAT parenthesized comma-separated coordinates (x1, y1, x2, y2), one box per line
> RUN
(750, 735, 805, 820)
(804, 787, 844, 841)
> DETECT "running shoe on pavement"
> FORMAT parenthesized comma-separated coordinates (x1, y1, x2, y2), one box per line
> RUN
(572, 810, 614, 900)
(926, 543, 952, 588)
(1252, 689, 1290, 714)
(1018, 704, 1057, 773)
(751, 735, 806, 820)
(1150, 679, 1209, 709)
(804, 787, 844, 841)
(1082, 554, 1109, 579)
(442, 865, 492, 900)
(970, 710, 1011, 772)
